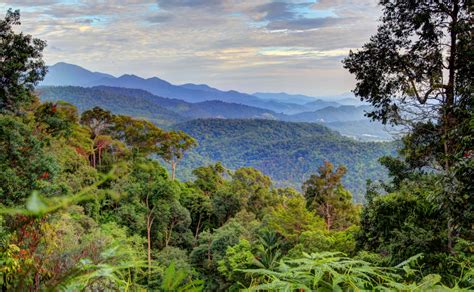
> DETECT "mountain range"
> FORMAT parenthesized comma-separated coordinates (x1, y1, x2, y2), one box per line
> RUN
(39, 62, 396, 141)
(41, 62, 365, 113)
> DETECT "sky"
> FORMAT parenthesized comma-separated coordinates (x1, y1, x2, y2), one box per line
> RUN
(2, 0, 382, 96)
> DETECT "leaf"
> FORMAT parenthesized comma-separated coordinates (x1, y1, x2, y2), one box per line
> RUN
(417, 274, 441, 289)
(26, 191, 48, 215)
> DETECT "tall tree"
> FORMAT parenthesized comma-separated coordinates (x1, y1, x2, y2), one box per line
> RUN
(303, 161, 357, 231)
(266, 195, 325, 244)
(0, 9, 47, 113)
(159, 130, 197, 180)
(112, 115, 164, 156)
(80, 107, 113, 139)
(125, 159, 175, 272)
(343, 0, 473, 252)
(192, 162, 226, 196)
(343, 0, 472, 170)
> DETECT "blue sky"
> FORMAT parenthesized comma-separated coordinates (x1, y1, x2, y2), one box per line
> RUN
(2, 0, 381, 95)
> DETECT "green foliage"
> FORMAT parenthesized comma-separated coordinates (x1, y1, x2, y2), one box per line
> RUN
(0, 115, 58, 206)
(34, 101, 78, 138)
(156, 247, 192, 272)
(303, 161, 359, 230)
(160, 262, 203, 292)
(243, 252, 435, 291)
(265, 195, 325, 244)
(254, 230, 283, 270)
(358, 178, 446, 261)
(176, 118, 397, 201)
(190, 219, 250, 290)
(191, 162, 226, 195)
(0, 9, 47, 113)
(159, 130, 197, 179)
(218, 239, 256, 288)
(289, 226, 359, 258)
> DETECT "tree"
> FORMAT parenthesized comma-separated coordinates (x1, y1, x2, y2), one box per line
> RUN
(343, 0, 473, 252)
(266, 195, 325, 244)
(34, 101, 78, 139)
(181, 187, 213, 240)
(80, 107, 113, 139)
(80, 108, 127, 168)
(253, 230, 283, 270)
(160, 130, 197, 180)
(303, 161, 358, 231)
(343, 0, 472, 170)
(229, 167, 276, 218)
(159, 200, 192, 248)
(0, 115, 57, 205)
(192, 162, 226, 196)
(124, 159, 175, 272)
(0, 10, 47, 113)
(111, 115, 164, 156)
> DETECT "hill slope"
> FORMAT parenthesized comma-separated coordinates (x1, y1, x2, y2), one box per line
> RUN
(174, 119, 397, 201)
(37, 86, 185, 126)
(42, 62, 114, 86)
(37, 86, 283, 125)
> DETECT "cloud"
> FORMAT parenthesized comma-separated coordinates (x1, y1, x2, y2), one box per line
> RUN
(2, 0, 59, 6)
(252, 1, 295, 21)
(0, 0, 382, 95)
(156, 0, 223, 9)
(146, 13, 173, 23)
(266, 16, 352, 30)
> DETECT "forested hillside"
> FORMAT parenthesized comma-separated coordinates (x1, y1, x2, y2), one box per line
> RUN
(38, 86, 186, 126)
(175, 119, 396, 201)
(38, 86, 282, 124)
(38, 85, 395, 141)
(1, 3, 472, 291)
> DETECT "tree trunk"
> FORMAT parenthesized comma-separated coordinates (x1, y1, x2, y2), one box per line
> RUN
(325, 203, 332, 231)
(194, 213, 203, 240)
(91, 151, 96, 168)
(147, 214, 153, 273)
(98, 147, 102, 166)
(165, 221, 176, 247)
(171, 160, 176, 180)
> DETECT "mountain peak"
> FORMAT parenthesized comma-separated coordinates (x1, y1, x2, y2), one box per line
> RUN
(119, 74, 141, 79)
(42, 62, 114, 86)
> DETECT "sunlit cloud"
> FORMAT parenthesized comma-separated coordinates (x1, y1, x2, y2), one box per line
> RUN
(258, 47, 354, 58)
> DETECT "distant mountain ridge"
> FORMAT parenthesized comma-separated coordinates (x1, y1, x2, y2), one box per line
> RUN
(37, 86, 283, 126)
(253, 91, 366, 107)
(42, 62, 370, 114)
(42, 62, 114, 86)
(42, 62, 307, 113)
(286, 105, 373, 123)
